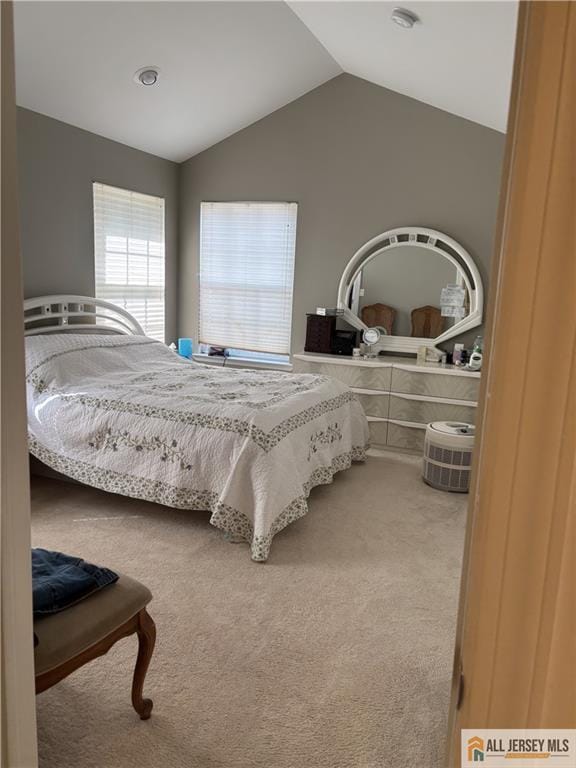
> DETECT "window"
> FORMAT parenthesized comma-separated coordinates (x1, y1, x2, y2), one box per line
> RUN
(199, 202, 297, 356)
(93, 183, 165, 341)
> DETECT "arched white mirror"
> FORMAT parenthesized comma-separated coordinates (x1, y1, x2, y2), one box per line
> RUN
(337, 227, 484, 355)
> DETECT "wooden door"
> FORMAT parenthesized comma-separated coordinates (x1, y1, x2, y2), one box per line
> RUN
(447, 3, 576, 764)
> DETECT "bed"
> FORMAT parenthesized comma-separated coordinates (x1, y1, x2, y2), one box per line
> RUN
(24, 296, 370, 561)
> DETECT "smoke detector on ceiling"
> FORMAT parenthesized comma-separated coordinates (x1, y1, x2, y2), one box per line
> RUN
(391, 8, 420, 29)
(133, 67, 160, 87)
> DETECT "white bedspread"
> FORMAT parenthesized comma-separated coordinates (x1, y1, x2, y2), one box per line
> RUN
(26, 335, 369, 560)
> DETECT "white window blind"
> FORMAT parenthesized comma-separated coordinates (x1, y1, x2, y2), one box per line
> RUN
(199, 202, 297, 355)
(93, 183, 165, 341)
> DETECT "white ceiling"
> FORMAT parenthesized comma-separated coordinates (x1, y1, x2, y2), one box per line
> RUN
(14, 1, 518, 163)
(289, 1, 518, 133)
(13, 1, 340, 162)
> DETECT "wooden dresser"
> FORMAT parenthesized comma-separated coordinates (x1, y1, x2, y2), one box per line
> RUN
(292, 352, 481, 454)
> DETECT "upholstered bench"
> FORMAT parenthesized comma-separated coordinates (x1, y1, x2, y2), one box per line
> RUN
(34, 573, 156, 719)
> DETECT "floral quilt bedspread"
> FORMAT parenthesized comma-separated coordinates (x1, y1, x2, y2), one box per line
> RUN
(25, 334, 369, 561)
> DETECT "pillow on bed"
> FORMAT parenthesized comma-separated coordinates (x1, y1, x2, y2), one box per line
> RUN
(24, 333, 167, 391)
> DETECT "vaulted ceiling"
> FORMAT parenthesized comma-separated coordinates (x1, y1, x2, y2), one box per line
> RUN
(288, 1, 518, 134)
(14, 1, 518, 163)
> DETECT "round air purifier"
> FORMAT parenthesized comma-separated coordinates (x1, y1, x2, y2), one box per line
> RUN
(423, 422, 475, 493)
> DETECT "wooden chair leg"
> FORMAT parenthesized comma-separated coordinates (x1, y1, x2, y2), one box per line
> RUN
(131, 608, 156, 720)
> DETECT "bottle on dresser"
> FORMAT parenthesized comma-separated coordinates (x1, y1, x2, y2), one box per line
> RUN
(453, 343, 465, 365)
(467, 336, 483, 371)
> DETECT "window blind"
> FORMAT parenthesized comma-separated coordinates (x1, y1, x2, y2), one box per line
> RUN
(93, 183, 166, 341)
(199, 202, 297, 355)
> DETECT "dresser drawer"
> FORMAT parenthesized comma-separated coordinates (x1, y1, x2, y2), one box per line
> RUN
(388, 394, 476, 425)
(293, 359, 392, 391)
(355, 392, 390, 419)
(368, 419, 388, 447)
(386, 421, 426, 454)
(391, 367, 480, 401)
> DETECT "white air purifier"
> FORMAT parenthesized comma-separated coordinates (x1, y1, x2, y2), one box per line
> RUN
(423, 422, 475, 493)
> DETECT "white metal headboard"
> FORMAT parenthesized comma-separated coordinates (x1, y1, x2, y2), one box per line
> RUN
(23, 295, 145, 336)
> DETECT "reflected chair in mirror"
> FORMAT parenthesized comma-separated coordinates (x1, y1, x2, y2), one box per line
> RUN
(411, 305, 444, 339)
(361, 303, 395, 336)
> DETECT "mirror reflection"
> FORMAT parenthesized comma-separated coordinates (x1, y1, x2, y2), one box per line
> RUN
(350, 245, 470, 338)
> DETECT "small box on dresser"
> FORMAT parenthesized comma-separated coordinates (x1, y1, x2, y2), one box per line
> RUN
(304, 315, 336, 354)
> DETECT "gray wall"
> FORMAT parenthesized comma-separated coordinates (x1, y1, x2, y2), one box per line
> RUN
(17, 108, 179, 341)
(179, 74, 505, 352)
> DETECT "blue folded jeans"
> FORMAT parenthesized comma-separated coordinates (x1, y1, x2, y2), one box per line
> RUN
(32, 548, 119, 617)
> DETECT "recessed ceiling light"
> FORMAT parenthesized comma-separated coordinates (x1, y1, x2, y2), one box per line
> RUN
(391, 8, 420, 29)
(133, 67, 160, 87)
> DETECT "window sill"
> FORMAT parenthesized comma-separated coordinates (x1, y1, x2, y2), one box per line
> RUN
(192, 353, 293, 372)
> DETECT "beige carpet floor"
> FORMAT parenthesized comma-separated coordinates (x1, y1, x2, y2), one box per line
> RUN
(31, 452, 467, 768)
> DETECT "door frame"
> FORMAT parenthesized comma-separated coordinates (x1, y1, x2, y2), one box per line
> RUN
(1, 2, 39, 765)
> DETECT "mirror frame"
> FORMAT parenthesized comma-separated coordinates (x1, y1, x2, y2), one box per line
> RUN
(336, 226, 484, 355)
